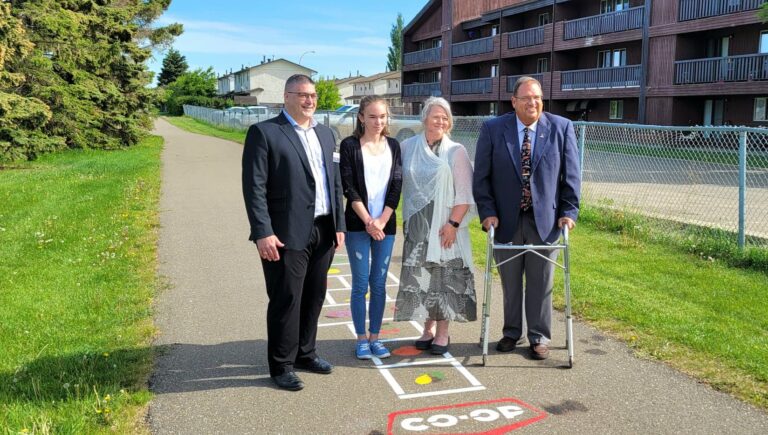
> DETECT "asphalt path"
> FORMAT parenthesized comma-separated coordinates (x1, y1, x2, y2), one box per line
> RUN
(148, 118, 768, 434)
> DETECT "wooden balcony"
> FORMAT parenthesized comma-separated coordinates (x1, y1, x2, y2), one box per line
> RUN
(452, 36, 495, 58)
(563, 6, 643, 40)
(403, 47, 441, 66)
(675, 53, 768, 84)
(678, 0, 766, 21)
(561, 65, 641, 90)
(403, 82, 441, 97)
(507, 26, 544, 49)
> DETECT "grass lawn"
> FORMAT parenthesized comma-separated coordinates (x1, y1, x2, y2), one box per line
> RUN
(170, 114, 768, 410)
(0, 136, 162, 433)
(163, 115, 245, 144)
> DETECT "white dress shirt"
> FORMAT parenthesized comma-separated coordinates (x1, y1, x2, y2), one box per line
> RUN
(283, 110, 331, 217)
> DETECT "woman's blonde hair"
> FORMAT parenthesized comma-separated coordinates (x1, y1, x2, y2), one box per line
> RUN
(420, 96, 453, 136)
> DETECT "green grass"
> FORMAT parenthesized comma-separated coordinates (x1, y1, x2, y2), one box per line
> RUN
(172, 116, 768, 411)
(163, 115, 246, 144)
(586, 140, 768, 169)
(0, 136, 162, 433)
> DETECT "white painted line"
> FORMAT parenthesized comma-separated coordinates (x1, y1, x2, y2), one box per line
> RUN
(387, 271, 400, 284)
(376, 357, 458, 370)
(337, 276, 351, 288)
(325, 292, 337, 305)
(326, 283, 398, 292)
(318, 317, 395, 327)
(379, 336, 421, 343)
(451, 359, 483, 387)
(398, 386, 486, 400)
(379, 369, 406, 395)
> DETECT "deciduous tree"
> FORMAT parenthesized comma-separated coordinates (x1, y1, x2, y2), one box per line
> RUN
(315, 78, 341, 111)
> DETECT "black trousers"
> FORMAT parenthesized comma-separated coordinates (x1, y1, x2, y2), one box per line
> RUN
(261, 214, 335, 376)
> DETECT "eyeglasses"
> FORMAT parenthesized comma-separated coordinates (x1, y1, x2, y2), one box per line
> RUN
(514, 95, 543, 103)
(287, 92, 318, 100)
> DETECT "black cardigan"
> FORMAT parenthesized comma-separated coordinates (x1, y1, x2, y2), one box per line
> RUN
(339, 135, 402, 235)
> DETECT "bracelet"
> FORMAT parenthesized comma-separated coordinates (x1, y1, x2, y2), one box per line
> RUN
(448, 219, 460, 228)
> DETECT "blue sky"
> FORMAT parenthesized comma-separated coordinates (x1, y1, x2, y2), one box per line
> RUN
(148, 0, 429, 82)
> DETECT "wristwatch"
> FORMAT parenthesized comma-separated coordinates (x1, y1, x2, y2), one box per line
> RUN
(448, 219, 460, 228)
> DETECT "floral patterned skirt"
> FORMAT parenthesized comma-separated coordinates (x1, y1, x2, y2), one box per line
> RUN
(394, 203, 477, 322)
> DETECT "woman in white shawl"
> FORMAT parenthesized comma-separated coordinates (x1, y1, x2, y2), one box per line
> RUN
(394, 97, 476, 355)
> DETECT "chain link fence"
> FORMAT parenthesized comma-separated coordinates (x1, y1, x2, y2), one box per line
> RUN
(182, 105, 768, 249)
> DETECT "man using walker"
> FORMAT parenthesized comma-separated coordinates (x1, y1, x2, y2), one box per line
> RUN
(473, 76, 581, 360)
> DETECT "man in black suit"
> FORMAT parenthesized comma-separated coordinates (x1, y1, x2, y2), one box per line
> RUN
(242, 74, 345, 391)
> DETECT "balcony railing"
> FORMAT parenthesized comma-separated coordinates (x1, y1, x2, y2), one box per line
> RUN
(404, 47, 441, 66)
(403, 82, 441, 97)
(675, 53, 768, 84)
(452, 36, 495, 58)
(506, 73, 545, 92)
(561, 65, 641, 90)
(507, 26, 545, 49)
(563, 6, 643, 40)
(679, 0, 767, 21)
(451, 78, 493, 95)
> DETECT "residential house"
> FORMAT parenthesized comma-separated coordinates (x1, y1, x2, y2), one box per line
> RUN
(217, 58, 316, 107)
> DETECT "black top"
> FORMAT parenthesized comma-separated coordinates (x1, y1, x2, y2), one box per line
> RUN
(339, 135, 402, 235)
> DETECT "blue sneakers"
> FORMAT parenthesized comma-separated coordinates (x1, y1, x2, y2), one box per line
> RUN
(370, 340, 391, 358)
(356, 340, 372, 360)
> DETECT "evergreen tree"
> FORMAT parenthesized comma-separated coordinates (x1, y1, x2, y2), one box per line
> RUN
(315, 78, 341, 110)
(760, 2, 768, 22)
(157, 48, 188, 86)
(5, 0, 182, 160)
(0, 1, 64, 161)
(386, 13, 404, 72)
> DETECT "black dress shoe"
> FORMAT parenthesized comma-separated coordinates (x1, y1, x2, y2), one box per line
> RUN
(496, 336, 518, 353)
(295, 357, 333, 374)
(272, 372, 304, 391)
(530, 343, 550, 360)
(414, 337, 433, 350)
(430, 337, 450, 355)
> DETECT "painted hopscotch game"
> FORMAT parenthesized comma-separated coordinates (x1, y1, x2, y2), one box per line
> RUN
(318, 253, 486, 400)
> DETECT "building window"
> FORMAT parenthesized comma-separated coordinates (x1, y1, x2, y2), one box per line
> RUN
(761, 31, 768, 54)
(490, 102, 498, 116)
(491, 25, 499, 37)
(601, 0, 629, 14)
(491, 64, 499, 78)
(610, 100, 624, 119)
(755, 97, 767, 121)
(538, 13, 551, 26)
(598, 49, 627, 68)
(537, 57, 549, 73)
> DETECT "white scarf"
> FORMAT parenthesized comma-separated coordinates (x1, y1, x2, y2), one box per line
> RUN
(401, 133, 475, 265)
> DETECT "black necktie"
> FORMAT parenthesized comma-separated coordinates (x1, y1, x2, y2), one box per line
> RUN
(520, 127, 532, 211)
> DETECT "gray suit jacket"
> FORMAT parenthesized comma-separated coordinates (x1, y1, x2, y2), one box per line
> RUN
(242, 112, 345, 250)
(473, 111, 581, 244)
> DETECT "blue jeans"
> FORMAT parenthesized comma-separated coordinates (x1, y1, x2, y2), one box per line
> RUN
(345, 232, 395, 336)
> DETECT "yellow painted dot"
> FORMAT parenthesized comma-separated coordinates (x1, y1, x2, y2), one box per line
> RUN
(415, 374, 432, 385)
(328, 268, 341, 274)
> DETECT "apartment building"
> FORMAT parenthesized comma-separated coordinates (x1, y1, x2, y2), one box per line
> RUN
(402, 0, 768, 126)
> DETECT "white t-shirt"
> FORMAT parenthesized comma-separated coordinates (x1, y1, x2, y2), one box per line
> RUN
(362, 147, 393, 219)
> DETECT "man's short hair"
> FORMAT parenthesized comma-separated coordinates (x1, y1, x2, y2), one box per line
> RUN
(285, 74, 315, 91)
(512, 76, 542, 97)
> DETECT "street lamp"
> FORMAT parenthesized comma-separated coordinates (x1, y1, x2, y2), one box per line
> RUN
(299, 50, 315, 65)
